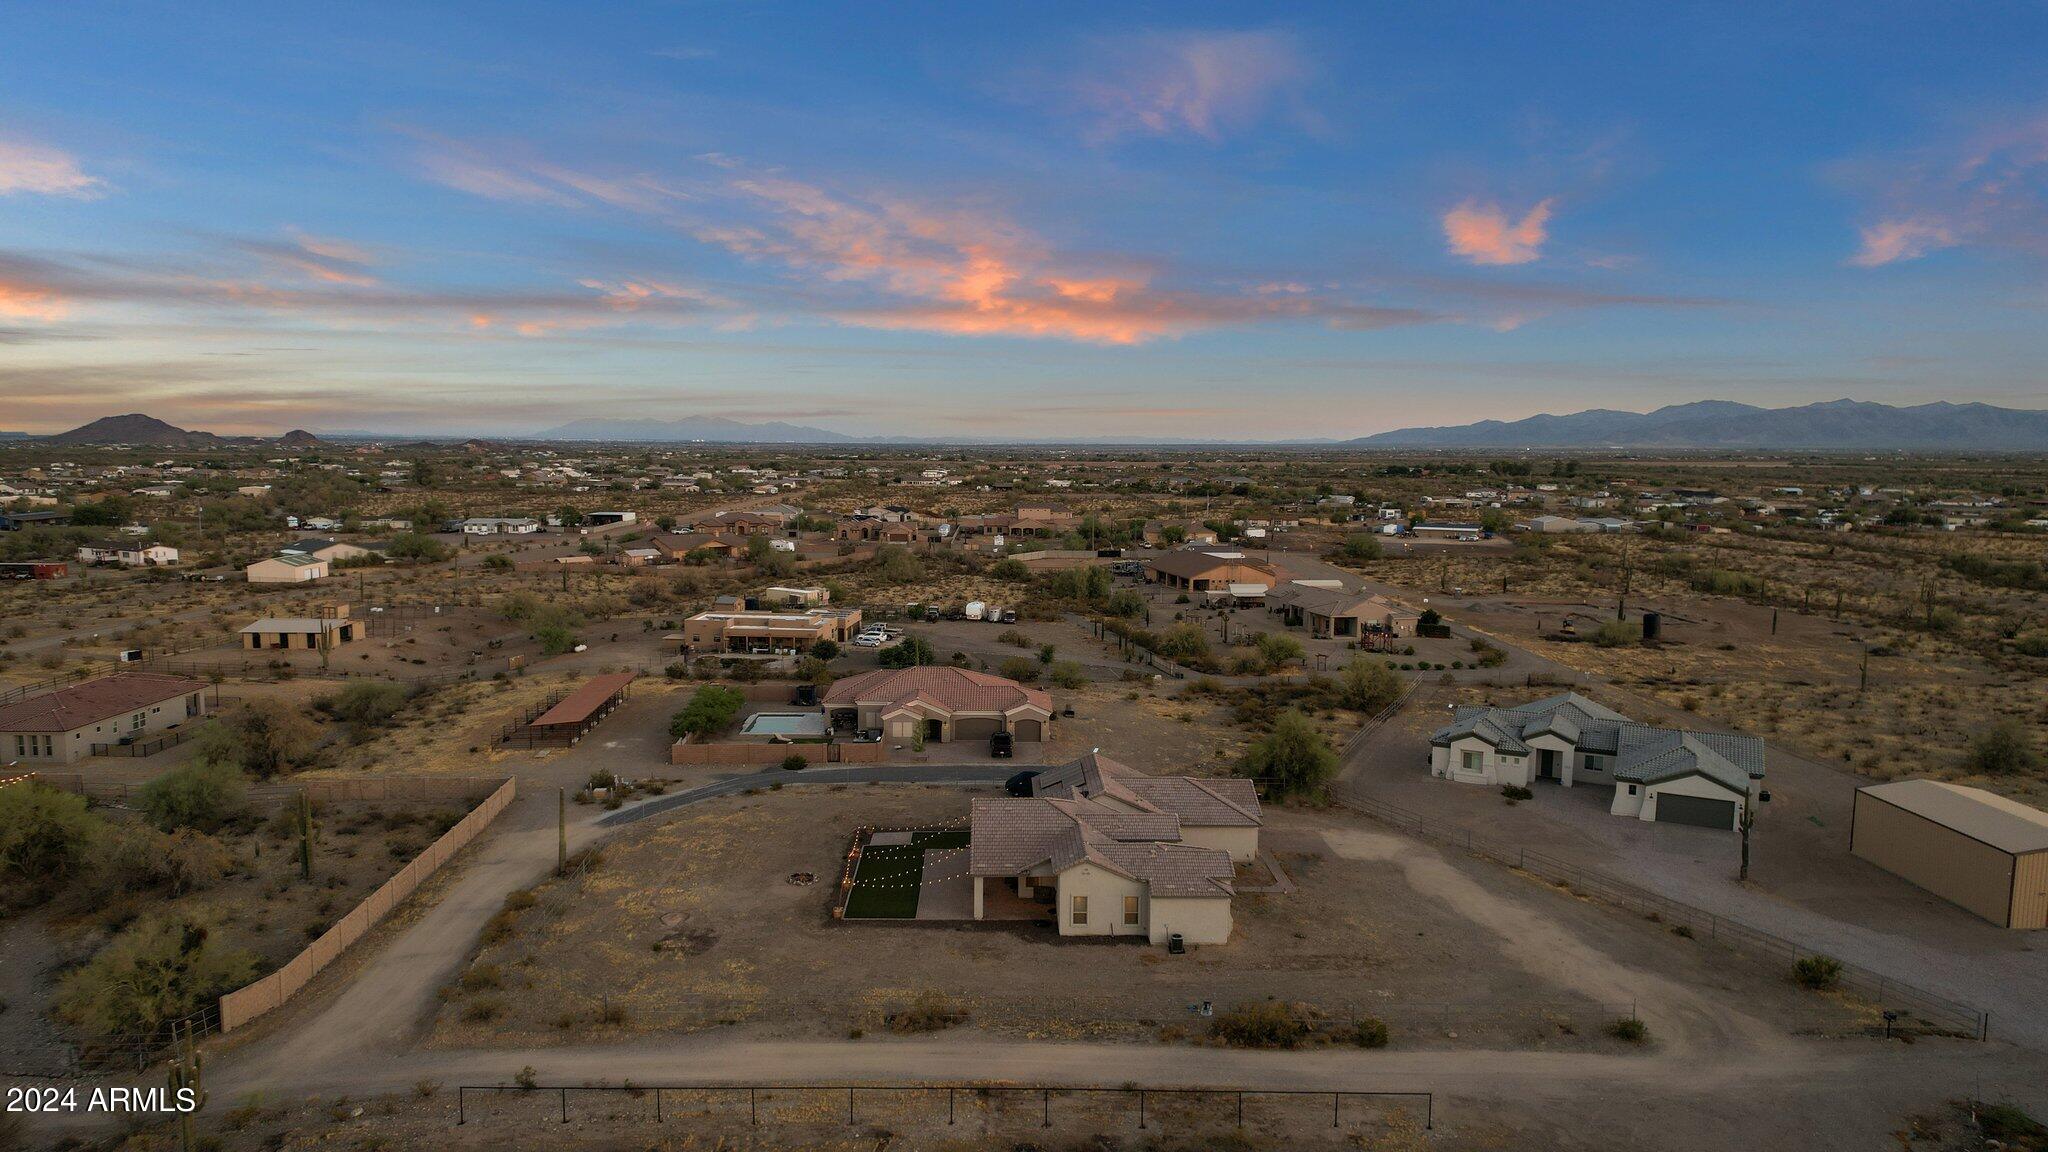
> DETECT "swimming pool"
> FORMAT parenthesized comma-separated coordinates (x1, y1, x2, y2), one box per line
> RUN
(739, 711, 828, 738)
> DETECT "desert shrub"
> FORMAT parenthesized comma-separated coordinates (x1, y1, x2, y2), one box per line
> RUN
(137, 759, 248, 833)
(1154, 623, 1212, 663)
(809, 639, 839, 661)
(1975, 1103, 2048, 1147)
(995, 629, 1031, 648)
(1254, 632, 1305, 668)
(996, 656, 1040, 683)
(1605, 1017, 1649, 1043)
(482, 554, 513, 571)
(1210, 1000, 1320, 1049)
(327, 680, 410, 727)
(1793, 954, 1843, 990)
(871, 546, 923, 584)
(1500, 785, 1533, 802)
(190, 700, 320, 779)
(1237, 710, 1337, 798)
(779, 754, 808, 772)
(0, 783, 101, 897)
(1047, 660, 1089, 690)
(990, 557, 1030, 581)
(669, 685, 745, 740)
(89, 825, 232, 898)
(459, 964, 503, 992)
(888, 990, 966, 1034)
(1967, 721, 2040, 777)
(1591, 620, 1641, 648)
(1338, 658, 1403, 713)
(1340, 534, 1382, 561)
(57, 916, 256, 1039)
(1350, 1016, 1390, 1048)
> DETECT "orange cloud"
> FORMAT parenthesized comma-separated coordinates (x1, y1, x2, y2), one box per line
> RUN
(0, 138, 102, 198)
(0, 280, 67, 321)
(1848, 218, 1959, 267)
(1442, 199, 1556, 266)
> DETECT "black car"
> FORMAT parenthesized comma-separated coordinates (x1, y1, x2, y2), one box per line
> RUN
(990, 730, 1015, 759)
(1004, 768, 1038, 796)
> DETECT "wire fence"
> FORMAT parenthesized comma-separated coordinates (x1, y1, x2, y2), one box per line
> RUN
(1325, 785, 1991, 1041)
(453, 1082, 1435, 1132)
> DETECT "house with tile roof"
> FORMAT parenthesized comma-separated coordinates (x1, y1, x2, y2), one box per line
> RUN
(0, 673, 211, 765)
(1428, 692, 1766, 830)
(822, 665, 1053, 743)
(967, 752, 1262, 944)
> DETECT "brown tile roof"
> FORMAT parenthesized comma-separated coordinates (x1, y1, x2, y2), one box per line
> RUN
(0, 673, 209, 733)
(1032, 751, 1262, 828)
(1145, 551, 1281, 581)
(968, 796, 1233, 898)
(822, 666, 1052, 716)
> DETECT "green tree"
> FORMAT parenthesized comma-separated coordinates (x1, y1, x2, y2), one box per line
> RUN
(136, 760, 248, 833)
(1339, 658, 1404, 713)
(879, 635, 937, 668)
(990, 557, 1031, 581)
(557, 505, 586, 527)
(0, 783, 101, 896)
(1154, 623, 1212, 663)
(1254, 632, 1305, 668)
(873, 545, 923, 584)
(809, 639, 840, 661)
(1237, 710, 1338, 798)
(191, 700, 320, 779)
(56, 916, 256, 1039)
(1340, 534, 1383, 561)
(385, 533, 450, 563)
(327, 680, 410, 727)
(1047, 660, 1089, 689)
(669, 684, 746, 739)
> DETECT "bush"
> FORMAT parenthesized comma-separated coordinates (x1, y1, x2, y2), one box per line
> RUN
(190, 700, 320, 779)
(1338, 658, 1403, 713)
(1967, 721, 2040, 777)
(1605, 1016, 1648, 1043)
(1209, 1000, 1320, 1049)
(809, 639, 839, 661)
(533, 624, 577, 656)
(995, 629, 1032, 648)
(996, 656, 1040, 683)
(1793, 954, 1843, 990)
(1591, 620, 1641, 648)
(669, 685, 746, 740)
(1237, 710, 1338, 798)
(327, 680, 409, 727)
(1254, 632, 1304, 668)
(57, 916, 256, 1039)
(1499, 785, 1533, 802)
(1047, 660, 1089, 690)
(1350, 1016, 1390, 1048)
(1340, 534, 1382, 561)
(1154, 623, 1212, 663)
(0, 783, 101, 896)
(779, 754, 808, 772)
(887, 990, 966, 1034)
(138, 759, 248, 834)
(990, 557, 1030, 581)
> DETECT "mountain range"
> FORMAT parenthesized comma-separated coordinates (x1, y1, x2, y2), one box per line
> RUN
(534, 415, 860, 443)
(1351, 399, 2048, 451)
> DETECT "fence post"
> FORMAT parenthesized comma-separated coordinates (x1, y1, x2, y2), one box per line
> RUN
(456, 1087, 464, 1126)
(560, 1087, 568, 1124)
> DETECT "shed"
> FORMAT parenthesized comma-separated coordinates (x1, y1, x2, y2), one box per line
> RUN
(1851, 780, 2048, 929)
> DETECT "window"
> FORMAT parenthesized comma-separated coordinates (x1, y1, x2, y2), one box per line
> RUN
(1461, 750, 1483, 773)
(12, 735, 22, 757)
(1124, 896, 1139, 926)
(1583, 754, 1606, 773)
(131, 712, 146, 731)
(1071, 895, 1088, 925)
(1627, 784, 1638, 795)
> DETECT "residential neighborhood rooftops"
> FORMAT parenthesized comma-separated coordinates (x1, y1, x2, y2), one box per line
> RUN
(0, 673, 208, 733)
(1858, 779, 2048, 855)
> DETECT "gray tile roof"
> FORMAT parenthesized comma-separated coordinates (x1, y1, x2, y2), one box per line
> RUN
(968, 796, 1234, 899)
(1433, 693, 1765, 793)
(1030, 751, 1262, 828)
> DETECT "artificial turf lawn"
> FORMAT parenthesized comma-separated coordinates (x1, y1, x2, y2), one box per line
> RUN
(842, 829, 970, 919)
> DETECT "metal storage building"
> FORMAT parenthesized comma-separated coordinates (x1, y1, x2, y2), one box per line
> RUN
(1851, 779, 2048, 929)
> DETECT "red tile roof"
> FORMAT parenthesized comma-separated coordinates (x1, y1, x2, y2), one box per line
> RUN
(0, 673, 209, 733)
(822, 666, 1052, 716)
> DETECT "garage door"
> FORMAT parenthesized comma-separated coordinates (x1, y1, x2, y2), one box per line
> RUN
(1656, 793, 1735, 829)
(1011, 719, 1043, 741)
(953, 717, 1000, 740)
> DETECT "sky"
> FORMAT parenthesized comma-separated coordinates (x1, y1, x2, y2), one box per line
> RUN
(3, 1, 2047, 439)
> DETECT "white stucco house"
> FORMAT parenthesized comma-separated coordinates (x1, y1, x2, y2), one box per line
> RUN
(1428, 692, 1765, 830)
(968, 752, 1263, 946)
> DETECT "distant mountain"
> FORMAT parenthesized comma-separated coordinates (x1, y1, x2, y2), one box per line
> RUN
(277, 429, 321, 448)
(0, 431, 29, 440)
(1352, 399, 2048, 451)
(535, 415, 860, 443)
(44, 413, 222, 447)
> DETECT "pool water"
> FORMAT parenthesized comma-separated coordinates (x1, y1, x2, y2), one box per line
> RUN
(740, 711, 828, 737)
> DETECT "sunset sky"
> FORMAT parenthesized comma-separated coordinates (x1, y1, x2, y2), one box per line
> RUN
(3, 3, 2046, 438)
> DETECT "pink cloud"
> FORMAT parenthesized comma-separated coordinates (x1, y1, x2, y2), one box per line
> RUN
(1066, 30, 1313, 143)
(1442, 199, 1556, 266)
(0, 279, 68, 321)
(1848, 218, 1959, 267)
(0, 137, 102, 198)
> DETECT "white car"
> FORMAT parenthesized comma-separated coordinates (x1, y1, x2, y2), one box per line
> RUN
(853, 633, 886, 647)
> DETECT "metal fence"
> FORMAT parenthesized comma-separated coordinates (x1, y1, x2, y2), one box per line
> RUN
(454, 1082, 1434, 1132)
(1327, 786, 1991, 1041)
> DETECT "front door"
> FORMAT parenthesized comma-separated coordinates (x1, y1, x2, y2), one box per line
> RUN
(1538, 749, 1559, 781)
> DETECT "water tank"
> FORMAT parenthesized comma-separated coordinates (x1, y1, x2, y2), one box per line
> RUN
(1641, 611, 1662, 641)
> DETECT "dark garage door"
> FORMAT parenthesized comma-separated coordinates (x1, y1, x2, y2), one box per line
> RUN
(953, 717, 1000, 740)
(1656, 793, 1735, 829)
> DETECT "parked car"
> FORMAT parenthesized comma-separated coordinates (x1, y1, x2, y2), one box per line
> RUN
(853, 633, 885, 648)
(1003, 767, 1037, 795)
(990, 730, 1014, 759)
(998, 609, 1017, 624)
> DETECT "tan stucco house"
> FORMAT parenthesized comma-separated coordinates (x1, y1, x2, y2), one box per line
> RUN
(822, 665, 1052, 743)
(0, 673, 211, 765)
(247, 553, 329, 583)
(1430, 692, 1765, 831)
(967, 753, 1263, 945)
